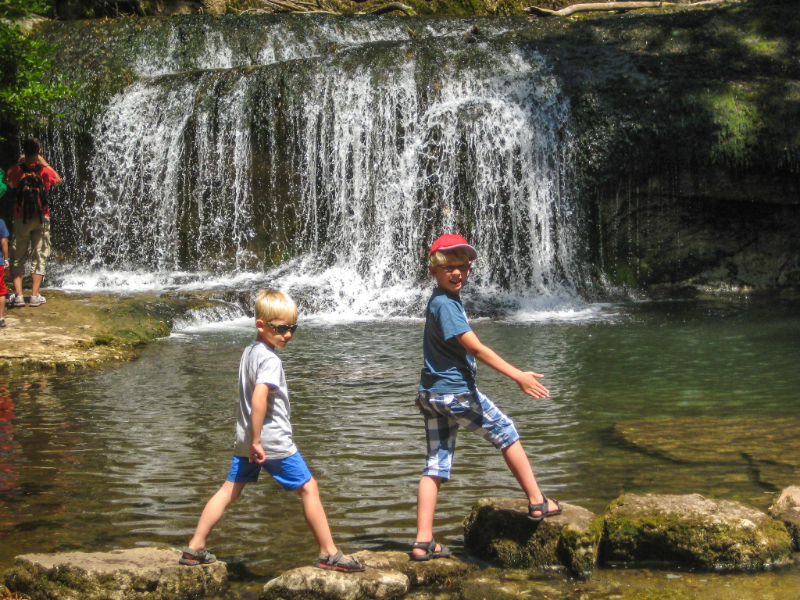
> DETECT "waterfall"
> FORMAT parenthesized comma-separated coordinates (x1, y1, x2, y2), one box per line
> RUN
(42, 16, 589, 317)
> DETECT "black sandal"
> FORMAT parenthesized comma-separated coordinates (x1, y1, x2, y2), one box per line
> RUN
(528, 495, 563, 522)
(318, 548, 365, 572)
(410, 539, 452, 561)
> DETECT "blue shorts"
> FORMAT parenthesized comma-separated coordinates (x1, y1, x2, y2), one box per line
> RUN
(226, 451, 313, 491)
(417, 388, 520, 481)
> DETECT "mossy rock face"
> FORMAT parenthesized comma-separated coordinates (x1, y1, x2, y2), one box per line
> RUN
(603, 493, 793, 570)
(260, 564, 408, 600)
(3, 547, 228, 600)
(463, 497, 600, 576)
(769, 486, 800, 552)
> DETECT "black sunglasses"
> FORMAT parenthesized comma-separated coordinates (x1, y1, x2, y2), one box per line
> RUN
(442, 264, 471, 273)
(267, 322, 298, 335)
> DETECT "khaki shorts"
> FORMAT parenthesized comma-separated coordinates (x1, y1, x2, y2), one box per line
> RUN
(10, 217, 51, 277)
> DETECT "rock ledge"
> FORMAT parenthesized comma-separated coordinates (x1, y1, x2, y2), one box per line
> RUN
(4, 547, 227, 600)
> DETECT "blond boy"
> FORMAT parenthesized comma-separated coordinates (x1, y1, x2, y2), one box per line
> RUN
(181, 290, 364, 572)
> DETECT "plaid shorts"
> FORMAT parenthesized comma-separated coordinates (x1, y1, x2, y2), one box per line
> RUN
(417, 388, 519, 481)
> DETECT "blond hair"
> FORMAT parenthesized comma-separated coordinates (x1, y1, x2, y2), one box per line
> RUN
(254, 289, 298, 323)
(429, 248, 473, 267)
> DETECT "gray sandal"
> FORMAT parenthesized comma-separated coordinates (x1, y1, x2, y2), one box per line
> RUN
(528, 494, 563, 522)
(318, 548, 365, 572)
(179, 547, 216, 565)
(410, 539, 451, 561)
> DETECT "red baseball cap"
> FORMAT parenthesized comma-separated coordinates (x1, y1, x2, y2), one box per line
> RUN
(429, 234, 477, 260)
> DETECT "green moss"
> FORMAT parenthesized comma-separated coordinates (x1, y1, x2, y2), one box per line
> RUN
(4, 564, 101, 599)
(604, 508, 793, 569)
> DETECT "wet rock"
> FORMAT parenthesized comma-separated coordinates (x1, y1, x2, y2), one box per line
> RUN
(614, 417, 800, 489)
(770, 486, 800, 551)
(352, 550, 475, 587)
(462, 497, 600, 576)
(200, 0, 227, 15)
(603, 493, 793, 570)
(3, 547, 227, 600)
(260, 563, 408, 600)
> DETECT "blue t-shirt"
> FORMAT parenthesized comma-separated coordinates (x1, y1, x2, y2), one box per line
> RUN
(0, 219, 8, 241)
(419, 288, 477, 394)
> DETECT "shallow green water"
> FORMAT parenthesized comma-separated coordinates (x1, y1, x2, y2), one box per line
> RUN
(1, 298, 799, 598)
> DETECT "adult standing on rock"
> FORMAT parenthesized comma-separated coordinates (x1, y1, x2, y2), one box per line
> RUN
(2, 138, 62, 308)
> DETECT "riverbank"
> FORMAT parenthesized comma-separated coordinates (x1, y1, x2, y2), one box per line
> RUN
(0, 288, 228, 374)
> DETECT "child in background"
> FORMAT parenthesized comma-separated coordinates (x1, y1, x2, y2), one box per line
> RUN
(180, 289, 364, 573)
(0, 218, 9, 327)
(412, 234, 562, 561)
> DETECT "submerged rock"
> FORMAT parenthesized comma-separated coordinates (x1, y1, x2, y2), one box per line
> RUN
(3, 547, 227, 600)
(462, 497, 600, 576)
(603, 493, 793, 570)
(614, 417, 800, 490)
(770, 486, 800, 552)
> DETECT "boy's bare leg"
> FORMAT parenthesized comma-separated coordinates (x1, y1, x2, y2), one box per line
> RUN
(501, 440, 559, 517)
(413, 475, 444, 557)
(0, 296, 4, 319)
(187, 480, 246, 551)
(297, 477, 345, 557)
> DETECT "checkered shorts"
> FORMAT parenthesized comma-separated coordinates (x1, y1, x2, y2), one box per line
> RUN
(417, 388, 519, 480)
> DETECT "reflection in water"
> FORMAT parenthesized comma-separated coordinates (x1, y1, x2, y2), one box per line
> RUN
(1, 299, 799, 597)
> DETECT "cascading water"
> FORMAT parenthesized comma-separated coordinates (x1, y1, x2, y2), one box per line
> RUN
(40, 16, 590, 319)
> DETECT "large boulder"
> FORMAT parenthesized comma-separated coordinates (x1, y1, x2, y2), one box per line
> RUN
(603, 493, 793, 570)
(3, 548, 227, 600)
(462, 497, 600, 576)
(770, 486, 800, 552)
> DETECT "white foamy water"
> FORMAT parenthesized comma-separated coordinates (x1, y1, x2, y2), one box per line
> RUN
(45, 22, 595, 323)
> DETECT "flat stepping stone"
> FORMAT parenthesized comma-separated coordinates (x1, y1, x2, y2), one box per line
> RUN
(462, 497, 600, 576)
(604, 493, 793, 570)
(770, 486, 800, 551)
(4, 547, 227, 600)
(260, 550, 475, 600)
(260, 564, 407, 600)
(352, 549, 475, 586)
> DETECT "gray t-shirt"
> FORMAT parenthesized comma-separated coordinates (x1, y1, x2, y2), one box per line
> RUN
(233, 340, 297, 459)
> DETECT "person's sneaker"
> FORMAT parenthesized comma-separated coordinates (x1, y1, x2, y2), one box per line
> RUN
(0, 318, 5, 328)
(29, 295, 46, 307)
(13, 295, 25, 308)
(6, 294, 15, 308)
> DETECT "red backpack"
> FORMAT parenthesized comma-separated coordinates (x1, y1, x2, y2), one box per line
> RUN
(17, 164, 48, 224)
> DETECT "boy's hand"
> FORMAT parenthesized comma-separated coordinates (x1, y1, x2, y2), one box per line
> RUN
(515, 371, 550, 398)
(249, 442, 267, 464)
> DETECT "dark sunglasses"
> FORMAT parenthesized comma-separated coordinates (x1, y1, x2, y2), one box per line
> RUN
(442, 264, 471, 273)
(267, 322, 298, 335)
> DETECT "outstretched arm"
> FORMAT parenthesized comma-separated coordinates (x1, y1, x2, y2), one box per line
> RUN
(456, 330, 549, 398)
(249, 383, 270, 464)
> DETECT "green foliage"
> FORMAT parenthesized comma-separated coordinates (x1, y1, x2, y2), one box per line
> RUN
(0, 0, 73, 133)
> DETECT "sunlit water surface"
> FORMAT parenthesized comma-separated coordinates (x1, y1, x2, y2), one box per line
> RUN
(2, 298, 799, 598)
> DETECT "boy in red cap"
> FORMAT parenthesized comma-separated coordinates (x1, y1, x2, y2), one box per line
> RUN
(411, 234, 561, 561)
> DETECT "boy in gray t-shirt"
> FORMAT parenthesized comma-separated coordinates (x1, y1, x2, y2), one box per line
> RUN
(180, 290, 364, 573)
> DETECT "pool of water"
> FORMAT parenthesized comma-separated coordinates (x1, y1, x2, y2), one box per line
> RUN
(1, 297, 799, 597)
